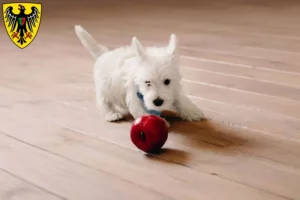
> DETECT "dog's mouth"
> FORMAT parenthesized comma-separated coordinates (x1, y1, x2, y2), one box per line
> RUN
(146, 103, 166, 112)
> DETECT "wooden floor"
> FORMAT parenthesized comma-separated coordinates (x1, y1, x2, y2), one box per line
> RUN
(1, 0, 300, 199)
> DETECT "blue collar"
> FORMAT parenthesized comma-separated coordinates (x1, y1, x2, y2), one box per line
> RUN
(136, 88, 161, 116)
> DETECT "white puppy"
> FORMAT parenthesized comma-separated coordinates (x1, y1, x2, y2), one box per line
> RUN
(75, 25, 204, 125)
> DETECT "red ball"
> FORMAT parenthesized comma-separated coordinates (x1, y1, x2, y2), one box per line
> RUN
(130, 115, 169, 153)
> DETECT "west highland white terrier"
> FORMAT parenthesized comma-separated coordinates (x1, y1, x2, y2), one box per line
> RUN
(75, 25, 204, 126)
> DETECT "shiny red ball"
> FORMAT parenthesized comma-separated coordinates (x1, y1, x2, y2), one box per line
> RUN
(130, 115, 168, 153)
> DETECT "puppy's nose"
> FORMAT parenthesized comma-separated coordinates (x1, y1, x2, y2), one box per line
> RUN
(153, 98, 164, 107)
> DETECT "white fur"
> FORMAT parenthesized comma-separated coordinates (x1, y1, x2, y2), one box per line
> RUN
(75, 25, 204, 124)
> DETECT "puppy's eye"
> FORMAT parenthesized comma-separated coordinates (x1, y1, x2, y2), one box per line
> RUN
(164, 79, 171, 85)
(145, 80, 151, 86)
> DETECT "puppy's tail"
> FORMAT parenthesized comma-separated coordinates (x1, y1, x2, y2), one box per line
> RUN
(75, 25, 108, 59)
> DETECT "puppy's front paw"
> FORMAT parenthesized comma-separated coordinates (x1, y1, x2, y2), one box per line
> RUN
(106, 112, 123, 122)
(181, 108, 204, 122)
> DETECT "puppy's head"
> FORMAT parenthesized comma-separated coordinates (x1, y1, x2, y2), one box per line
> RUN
(131, 34, 181, 112)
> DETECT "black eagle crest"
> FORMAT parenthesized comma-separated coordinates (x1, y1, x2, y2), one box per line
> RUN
(4, 4, 40, 45)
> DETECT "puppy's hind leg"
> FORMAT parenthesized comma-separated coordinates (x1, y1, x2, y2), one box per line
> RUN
(96, 90, 124, 122)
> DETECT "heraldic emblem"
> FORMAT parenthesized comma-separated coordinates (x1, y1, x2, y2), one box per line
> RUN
(3, 3, 42, 49)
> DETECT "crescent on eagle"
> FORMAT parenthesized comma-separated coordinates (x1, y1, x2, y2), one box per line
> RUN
(4, 4, 40, 45)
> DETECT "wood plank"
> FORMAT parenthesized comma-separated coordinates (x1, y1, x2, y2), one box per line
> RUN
(43, 0, 300, 39)
(180, 48, 300, 75)
(180, 59, 300, 88)
(68, 31, 300, 75)
(182, 82, 300, 119)
(52, 34, 300, 78)
(180, 68, 300, 101)
(3, 74, 300, 142)
(0, 87, 300, 199)
(0, 133, 175, 200)
(1, 59, 300, 139)
(0, 169, 64, 200)
(1, 52, 300, 120)
(82, 26, 300, 62)
(62, 93, 300, 141)
(3, 26, 300, 76)
(53, 23, 300, 72)
(0, 104, 296, 200)
(188, 97, 300, 140)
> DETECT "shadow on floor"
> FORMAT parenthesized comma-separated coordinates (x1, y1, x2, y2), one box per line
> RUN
(122, 112, 252, 166)
(169, 117, 249, 151)
(145, 148, 190, 166)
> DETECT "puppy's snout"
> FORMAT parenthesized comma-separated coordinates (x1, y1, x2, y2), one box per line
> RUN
(153, 98, 164, 107)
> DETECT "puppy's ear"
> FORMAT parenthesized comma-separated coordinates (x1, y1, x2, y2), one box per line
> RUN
(168, 33, 178, 56)
(131, 37, 146, 59)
